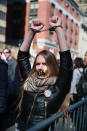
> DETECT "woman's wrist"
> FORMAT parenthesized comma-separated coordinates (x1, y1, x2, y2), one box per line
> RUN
(55, 25, 63, 29)
(30, 27, 41, 34)
(55, 25, 63, 31)
(29, 28, 37, 35)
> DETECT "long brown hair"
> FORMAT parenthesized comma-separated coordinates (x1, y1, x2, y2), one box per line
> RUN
(29, 50, 59, 77)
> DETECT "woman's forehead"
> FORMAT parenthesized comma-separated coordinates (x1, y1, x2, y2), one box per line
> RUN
(36, 55, 46, 62)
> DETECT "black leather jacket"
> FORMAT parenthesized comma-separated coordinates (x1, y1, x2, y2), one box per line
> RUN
(0, 59, 8, 114)
(17, 50, 73, 130)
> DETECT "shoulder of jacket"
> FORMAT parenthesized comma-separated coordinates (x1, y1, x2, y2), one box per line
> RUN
(0, 59, 7, 64)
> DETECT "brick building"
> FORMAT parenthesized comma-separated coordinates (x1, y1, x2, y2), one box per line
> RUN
(6, 0, 81, 58)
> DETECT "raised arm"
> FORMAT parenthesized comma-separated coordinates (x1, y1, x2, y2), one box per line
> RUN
(18, 19, 44, 80)
(49, 16, 68, 52)
(20, 19, 44, 52)
(49, 16, 73, 96)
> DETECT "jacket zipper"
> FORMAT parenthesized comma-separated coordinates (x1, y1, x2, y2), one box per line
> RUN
(44, 101, 47, 119)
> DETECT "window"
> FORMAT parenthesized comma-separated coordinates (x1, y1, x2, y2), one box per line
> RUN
(29, 1, 38, 28)
(0, 0, 7, 5)
(30, 2, 38, 8)
(51, 3, 55, 17)
(71, 20, 73, 32)
(0, 11, 6, 20)
(70, 37, 72, 43)
(75, 29, 78, 47)
(49, 31, 53, 42)
(59, 10, 62, 18)
(66, 15, 68, 29)
(0, 26, 5, 34)
(65, 35, 67, 41)
(75, 24, 78, 35)
(30, 9, 38, 16)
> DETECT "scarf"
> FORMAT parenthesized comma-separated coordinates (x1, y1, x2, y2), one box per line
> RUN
(24, 73, 57, 92)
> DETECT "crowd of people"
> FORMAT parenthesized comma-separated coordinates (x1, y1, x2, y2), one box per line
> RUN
(0, 48, 19, 131)
(70, 52, 87, 105)
(0, 16, 87, 131)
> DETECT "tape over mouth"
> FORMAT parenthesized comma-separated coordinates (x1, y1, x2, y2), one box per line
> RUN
(36, 69, 47, 76)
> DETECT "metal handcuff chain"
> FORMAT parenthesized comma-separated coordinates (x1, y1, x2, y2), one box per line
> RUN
(30, 25, 63, 33)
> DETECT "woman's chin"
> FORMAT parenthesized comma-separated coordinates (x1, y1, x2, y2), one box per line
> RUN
(37, 75, 48, 79)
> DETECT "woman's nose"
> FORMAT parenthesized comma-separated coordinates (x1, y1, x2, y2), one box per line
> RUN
(38, 64, 43, 69)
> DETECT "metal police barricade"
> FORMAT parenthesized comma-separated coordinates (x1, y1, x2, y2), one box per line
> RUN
(26, 98, 87, 131)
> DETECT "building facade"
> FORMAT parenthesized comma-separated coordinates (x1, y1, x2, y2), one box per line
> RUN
(0, 0, 7, 50)
(73, 0, 87, 58)
(6, 0, 82, 58)
(78, 24, 87, 58)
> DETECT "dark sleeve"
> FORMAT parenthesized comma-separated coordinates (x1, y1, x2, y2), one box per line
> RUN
(0, 60, 8, 114)
(17, 50, 31, 80)
(55, 50, 73, 95)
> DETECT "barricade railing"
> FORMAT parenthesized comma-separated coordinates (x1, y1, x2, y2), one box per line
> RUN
(27, 98, 87, 131)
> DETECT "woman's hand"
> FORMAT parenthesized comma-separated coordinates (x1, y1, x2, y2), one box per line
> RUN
(49, 16, 62, 31)
(31, 19, 44, 33)
(20, 19, 44, 51)
(49, 16, 68, 51)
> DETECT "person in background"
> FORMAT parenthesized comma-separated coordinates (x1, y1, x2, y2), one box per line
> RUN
(0, 56, 8, 131)
(84, 51, 87, 67)
(3, 48, 17, 94)
(2, 48, 18, 131)
(17, 16, 73, 131)
(70, 57, 84, 104)
(82, 51, 87, 130)
(70, 52, 87, 103)
(70, 52, 87, 131)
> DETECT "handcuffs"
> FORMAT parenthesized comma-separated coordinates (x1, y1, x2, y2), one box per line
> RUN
(30, 25, 63, 33)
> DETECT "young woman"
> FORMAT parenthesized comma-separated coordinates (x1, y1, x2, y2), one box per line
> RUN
(17, 16, 73, 131)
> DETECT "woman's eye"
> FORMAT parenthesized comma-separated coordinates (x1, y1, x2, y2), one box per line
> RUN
(43, 63, 46, 65)
(35, 63, 39, 66)
(36, 63, 47, 66)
